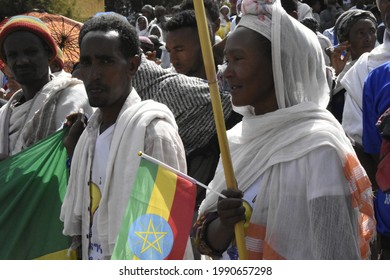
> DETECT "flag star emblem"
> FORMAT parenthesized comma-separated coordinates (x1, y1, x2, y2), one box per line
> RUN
(128, 214, 174, 259)
(135, 218, 167, 254)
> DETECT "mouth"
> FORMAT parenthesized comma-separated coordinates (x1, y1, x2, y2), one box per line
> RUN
(229, 84, 242, 93)
(173, 65, 184, 73)
(86, 85, 107, 95)
(86, 84, 107, 94)
(14, 67, 33, 76)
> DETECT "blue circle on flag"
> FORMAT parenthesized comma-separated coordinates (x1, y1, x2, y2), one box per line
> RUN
(128, 214, 174, 260)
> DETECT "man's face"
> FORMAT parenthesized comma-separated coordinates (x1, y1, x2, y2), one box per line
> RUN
(165, 27, 205, 79)
(3, 31, 50, 86)
(79, 30, 139, 110)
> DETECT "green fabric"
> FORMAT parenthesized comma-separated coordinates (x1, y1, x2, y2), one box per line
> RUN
(0, 129, 72, 259)
(111, 158, 157, 260)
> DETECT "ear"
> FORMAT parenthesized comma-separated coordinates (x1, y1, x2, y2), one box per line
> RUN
(127, 54, 141, 77)
(45, 44, 54, 60)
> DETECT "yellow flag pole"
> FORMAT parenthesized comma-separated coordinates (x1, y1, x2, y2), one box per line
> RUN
(193, 0, 248, 260)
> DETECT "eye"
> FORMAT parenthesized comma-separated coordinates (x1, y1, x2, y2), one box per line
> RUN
(79, 58, 91, 66)
(5, 52, 16, 59)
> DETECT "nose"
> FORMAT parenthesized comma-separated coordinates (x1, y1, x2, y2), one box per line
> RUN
(14, 53, 29, 66)
(86, 64, 102, 81)
(223, 62, 232, 80)
(169, 51, 177, 65)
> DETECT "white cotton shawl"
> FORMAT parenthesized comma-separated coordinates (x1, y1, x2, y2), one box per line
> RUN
(199, 0, 374, 260)
(340, 31, 390, 145)
(0, 75, 91, 159)
(60, 89, 184, 259)
(199, 102, 374, 259)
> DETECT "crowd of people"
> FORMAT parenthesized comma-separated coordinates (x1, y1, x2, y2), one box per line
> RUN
(0, 0, 389, 260)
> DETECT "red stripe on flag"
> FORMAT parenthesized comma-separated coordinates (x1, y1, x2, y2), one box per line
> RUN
(165, 175, 196, 259)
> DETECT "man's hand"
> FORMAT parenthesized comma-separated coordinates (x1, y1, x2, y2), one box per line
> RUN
(63, 109, 88, 157)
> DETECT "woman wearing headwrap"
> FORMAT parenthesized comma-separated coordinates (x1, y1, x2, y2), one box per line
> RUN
(136, 16, 149, 37)
(327, 9, 377, 123)
(193, 0, 374, 260)
(216, 5, 231, 39)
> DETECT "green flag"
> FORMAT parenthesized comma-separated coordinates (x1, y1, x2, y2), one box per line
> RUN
(0, 129, 75, 259)
(111, 156, 196, 260)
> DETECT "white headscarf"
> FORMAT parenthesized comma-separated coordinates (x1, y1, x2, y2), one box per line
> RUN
(233, 0, 329, 117)
(136, 16, 149, 37)
(199, 0, 374, 260)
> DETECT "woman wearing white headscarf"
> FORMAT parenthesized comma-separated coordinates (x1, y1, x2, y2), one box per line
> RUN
(136, 16, 149, 37)
(194, 0, 374, 260)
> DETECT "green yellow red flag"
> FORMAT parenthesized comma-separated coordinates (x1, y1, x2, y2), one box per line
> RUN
(0, 129, 75, 259)
(111, 154, 197, 260)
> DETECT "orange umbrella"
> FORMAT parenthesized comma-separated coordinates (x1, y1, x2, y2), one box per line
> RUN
(23, 11, 83, 73)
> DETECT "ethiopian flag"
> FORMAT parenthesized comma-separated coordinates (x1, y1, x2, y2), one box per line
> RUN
(0, 129, 74, 259)
(111, 156, 197, 260)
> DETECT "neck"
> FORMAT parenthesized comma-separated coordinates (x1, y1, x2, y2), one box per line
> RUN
(21, 75, 51, 101)
(99, 110, 119, 134)
(99, 94, 129, 134)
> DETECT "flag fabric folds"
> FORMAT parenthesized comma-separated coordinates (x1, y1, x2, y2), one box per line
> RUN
(111, 156, 197, 260)
(0, 129, 74, 259)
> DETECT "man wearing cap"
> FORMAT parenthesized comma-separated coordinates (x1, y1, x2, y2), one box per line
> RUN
(0, 15, 93, 159)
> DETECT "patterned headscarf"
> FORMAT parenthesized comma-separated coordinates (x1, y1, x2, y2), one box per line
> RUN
(235, 0, 329, 111)
(335, 9, 377, 43)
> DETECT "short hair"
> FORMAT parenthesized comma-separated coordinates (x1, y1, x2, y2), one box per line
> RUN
(79, 12, 140, 59)
(281, 0, 298, 14)
(179, 0, 220, 22)
(166, 10, 198, 32)
(300, 17, 319, 33)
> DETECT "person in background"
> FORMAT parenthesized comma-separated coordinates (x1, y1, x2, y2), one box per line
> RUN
(0, 15, 92, 159)
(154, 5, 168, 41)
(230, 0, 243, 33)
(216, 5, 231, 40)
(339, 0, 390, 184)
(320, 0, 344, 32)
(360, 60, 390, 259)
(327, 9, 377, 123)
(165, 10, 208, 80)
(135, 15, 149, 37)
(193, 0, 374, 260)
(297, 0, 315, 20)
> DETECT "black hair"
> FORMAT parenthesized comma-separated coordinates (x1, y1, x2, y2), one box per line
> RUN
(179, 0, 220, 22)
(281, 0, 298, 14)
(166, 10, 198, 32)
(300, 17, 319, 33)
(79, 12, 140, 59)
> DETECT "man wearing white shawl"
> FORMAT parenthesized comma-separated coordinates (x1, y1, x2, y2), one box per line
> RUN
(0, 16, 93, 160)
(194, 0, 374, 260)
(60, 13, 191, 260)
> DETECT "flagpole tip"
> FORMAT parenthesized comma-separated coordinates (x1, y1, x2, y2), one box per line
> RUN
(137, 151, 143, 156)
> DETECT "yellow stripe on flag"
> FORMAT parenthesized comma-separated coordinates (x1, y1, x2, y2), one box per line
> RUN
(34, 249, 77, 260)
(146, 166, 177, 220)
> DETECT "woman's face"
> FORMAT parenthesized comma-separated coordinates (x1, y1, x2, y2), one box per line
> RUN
(348, 18, 377, 60)
(137, 17, 147, 30)
(224, 27, 277, 115)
